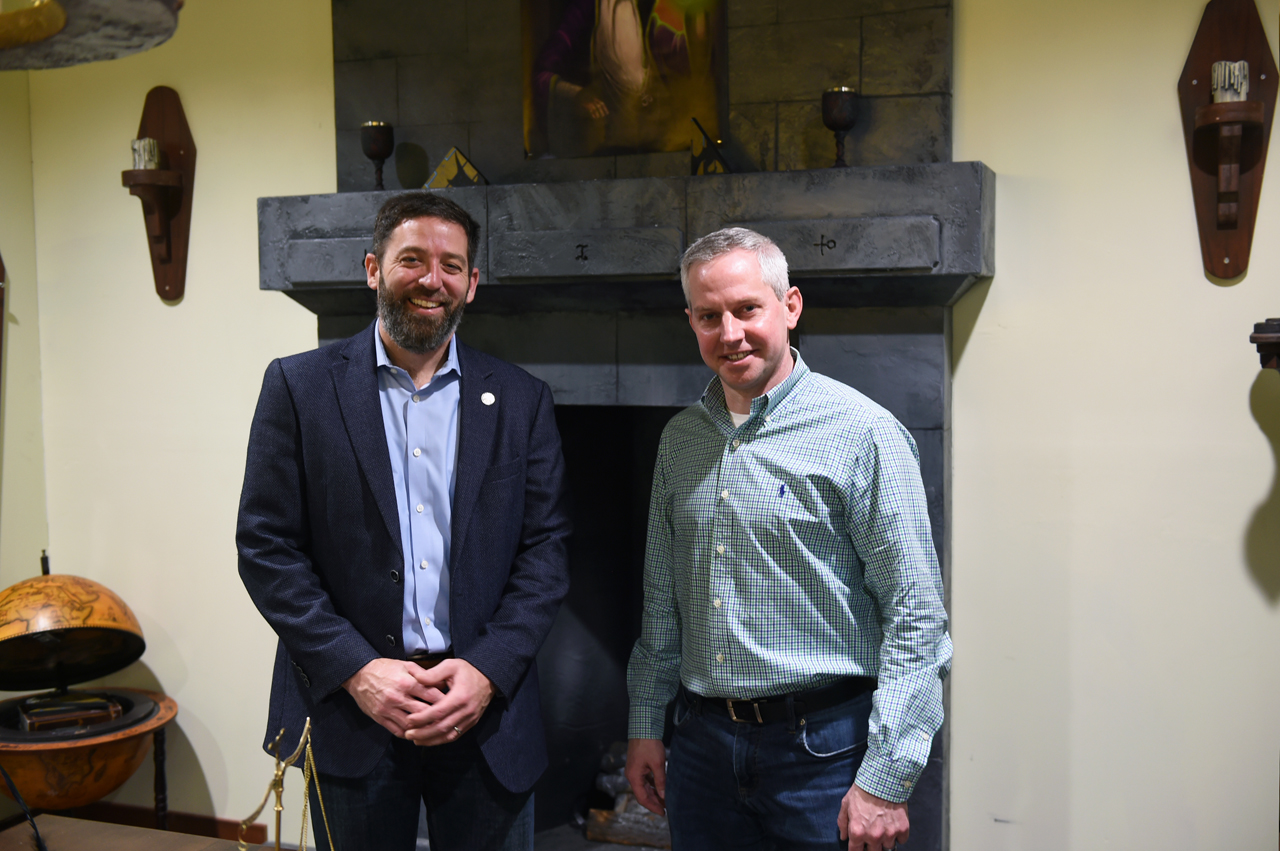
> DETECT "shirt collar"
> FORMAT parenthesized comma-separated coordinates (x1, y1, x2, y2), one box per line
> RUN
(373, 321, 462, 382)
(700, 347, 808, 425)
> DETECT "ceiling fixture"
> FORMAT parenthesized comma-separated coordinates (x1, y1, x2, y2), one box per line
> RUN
(0, 0, 182, 71)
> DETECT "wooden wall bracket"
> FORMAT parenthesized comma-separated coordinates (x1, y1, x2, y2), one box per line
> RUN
(122, 86, 195, 301)
(1177, 0, 1277, 279)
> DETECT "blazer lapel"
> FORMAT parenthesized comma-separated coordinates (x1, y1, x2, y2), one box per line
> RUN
(332, 327, 401, 549)
(451, 341, 498, 572)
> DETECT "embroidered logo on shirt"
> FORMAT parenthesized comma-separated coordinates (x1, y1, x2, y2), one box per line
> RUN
(481, 392, 496, 406)
(778, 484, 786, 498)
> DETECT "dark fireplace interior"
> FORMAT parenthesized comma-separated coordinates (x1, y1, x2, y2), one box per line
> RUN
(534, 405, 682, 829)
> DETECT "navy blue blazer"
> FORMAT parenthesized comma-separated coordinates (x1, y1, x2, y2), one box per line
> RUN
(236, 325, 571, 792)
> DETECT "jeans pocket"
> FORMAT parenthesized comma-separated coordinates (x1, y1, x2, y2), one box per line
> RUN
(798, 694, 871, 759)
(672, 691, 696, 730)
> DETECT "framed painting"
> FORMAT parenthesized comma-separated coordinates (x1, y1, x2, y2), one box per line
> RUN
(522, 0, 726, 159)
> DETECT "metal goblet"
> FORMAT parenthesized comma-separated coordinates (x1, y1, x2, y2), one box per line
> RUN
(821, 87, 858, 168)
(360, 121, 395, 190)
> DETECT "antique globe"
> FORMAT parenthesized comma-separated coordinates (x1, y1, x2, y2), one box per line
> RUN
(0, 574, 177, 810)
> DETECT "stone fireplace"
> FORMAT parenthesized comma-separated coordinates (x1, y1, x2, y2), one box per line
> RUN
(257, 161, 993, 847)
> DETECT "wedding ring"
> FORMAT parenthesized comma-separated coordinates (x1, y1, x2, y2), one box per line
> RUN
(453, 726, 460, 735)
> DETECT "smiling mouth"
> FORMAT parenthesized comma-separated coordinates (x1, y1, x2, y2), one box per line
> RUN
(724, 351, 752, 362)
(408, 297, 444, 310)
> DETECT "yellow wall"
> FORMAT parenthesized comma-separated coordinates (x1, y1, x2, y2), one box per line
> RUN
(0, 68, 48, 602)
(951, 0, 1280, 847)
(0, 0, 333, 832)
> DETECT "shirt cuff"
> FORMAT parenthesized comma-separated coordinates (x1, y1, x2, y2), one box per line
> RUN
(627, 699, 668, 740)
(854, 750, 923, 804)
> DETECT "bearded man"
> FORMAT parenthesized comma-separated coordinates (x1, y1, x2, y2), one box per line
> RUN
(237, 193, 571, 851)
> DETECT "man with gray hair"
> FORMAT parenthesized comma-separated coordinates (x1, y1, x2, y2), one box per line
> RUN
(625, 227, 951, 851)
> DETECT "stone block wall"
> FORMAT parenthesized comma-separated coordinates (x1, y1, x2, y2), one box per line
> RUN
(332, 0, 951, 190)
(728, 0, 951, 171)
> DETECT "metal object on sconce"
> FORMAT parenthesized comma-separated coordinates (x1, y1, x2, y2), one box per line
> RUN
(1177, 0, 1277, 279)
(1250, 319, 1280, 369)
(821, 87, 858, 168)
(361, 121, 395, 191)
(131, 137, 160, 170)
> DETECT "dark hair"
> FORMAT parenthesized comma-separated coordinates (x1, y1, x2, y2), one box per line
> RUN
(371, 193, 481, 270)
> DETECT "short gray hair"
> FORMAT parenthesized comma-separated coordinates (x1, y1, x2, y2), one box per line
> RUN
(679, 227, 790, 305)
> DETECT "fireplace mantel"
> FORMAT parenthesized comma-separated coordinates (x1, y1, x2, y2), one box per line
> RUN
(257, 162, 994, 317)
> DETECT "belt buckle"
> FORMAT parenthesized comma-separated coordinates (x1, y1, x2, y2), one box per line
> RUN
(726, 699, 763, 724)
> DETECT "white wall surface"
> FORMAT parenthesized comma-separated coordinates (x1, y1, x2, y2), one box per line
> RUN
(951, 0, 1280, 848)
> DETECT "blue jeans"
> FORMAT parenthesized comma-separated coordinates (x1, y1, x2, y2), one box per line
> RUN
(306, 734, 534, 851)
(666, 687, 872, 851)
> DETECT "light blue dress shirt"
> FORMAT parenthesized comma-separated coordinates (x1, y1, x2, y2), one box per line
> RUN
(374, 324, 460, 654)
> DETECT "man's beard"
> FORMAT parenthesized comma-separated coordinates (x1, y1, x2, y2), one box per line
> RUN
(376, 273, 467, 354)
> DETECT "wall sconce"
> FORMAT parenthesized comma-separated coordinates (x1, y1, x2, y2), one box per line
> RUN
(121, 86, 195, 302)
(1177, 0, 1276, 279)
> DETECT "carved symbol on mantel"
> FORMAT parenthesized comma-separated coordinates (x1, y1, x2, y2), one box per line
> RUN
(812, 235, 836, 255)
(575, 244, 589, 262)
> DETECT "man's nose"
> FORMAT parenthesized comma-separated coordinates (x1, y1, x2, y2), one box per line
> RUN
(418, 263, 442, 287)
(719, 314, 744, 342)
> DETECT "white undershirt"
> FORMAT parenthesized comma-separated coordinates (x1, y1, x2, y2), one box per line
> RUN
(730, 410, 750, 427)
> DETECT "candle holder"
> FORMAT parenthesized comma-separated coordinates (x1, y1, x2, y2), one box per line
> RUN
(120, 86, 195, 302)
(821, 87, 858, 168)
(361, 121, 395, 191)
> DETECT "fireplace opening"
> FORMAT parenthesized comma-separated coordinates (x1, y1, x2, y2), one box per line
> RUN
(534, 404, 683, 830)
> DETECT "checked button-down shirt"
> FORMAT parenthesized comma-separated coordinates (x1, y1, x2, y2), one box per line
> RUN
(626, 350, 952, 802)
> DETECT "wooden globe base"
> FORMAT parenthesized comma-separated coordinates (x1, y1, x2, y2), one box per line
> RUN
(0, 688, 176, 810)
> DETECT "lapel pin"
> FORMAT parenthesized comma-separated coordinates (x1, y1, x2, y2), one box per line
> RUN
(481, 392, 496, 406)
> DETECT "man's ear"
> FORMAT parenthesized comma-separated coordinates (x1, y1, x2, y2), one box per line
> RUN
(784, 286, 803, 329)
(465, 266, 480, 304)
(365, 253, 380, 292)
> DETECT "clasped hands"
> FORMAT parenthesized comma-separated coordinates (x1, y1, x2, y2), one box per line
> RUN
(342, 657, 494, 746)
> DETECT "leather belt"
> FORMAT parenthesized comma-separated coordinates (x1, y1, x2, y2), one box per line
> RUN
(407, 649, 453, 670)
(688, 677, 876, 725)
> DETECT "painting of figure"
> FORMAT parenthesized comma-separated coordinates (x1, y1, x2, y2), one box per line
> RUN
(523, 0, 725, 158)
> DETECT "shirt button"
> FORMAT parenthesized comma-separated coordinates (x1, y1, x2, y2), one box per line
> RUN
(412, 394, 420, 403)
(720, 489, 729, 499)
(416, 504, 424, 513)
(413, 448, 421, 457)
(716, 545, 725, 554)
(390, 570, 399, 583)
(424, 617, 432, 626)
(715, 653, 724, 663)
(732, 439, 740, 449)
(420, 559, 429, 570)
(713, 598, 722, 608)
